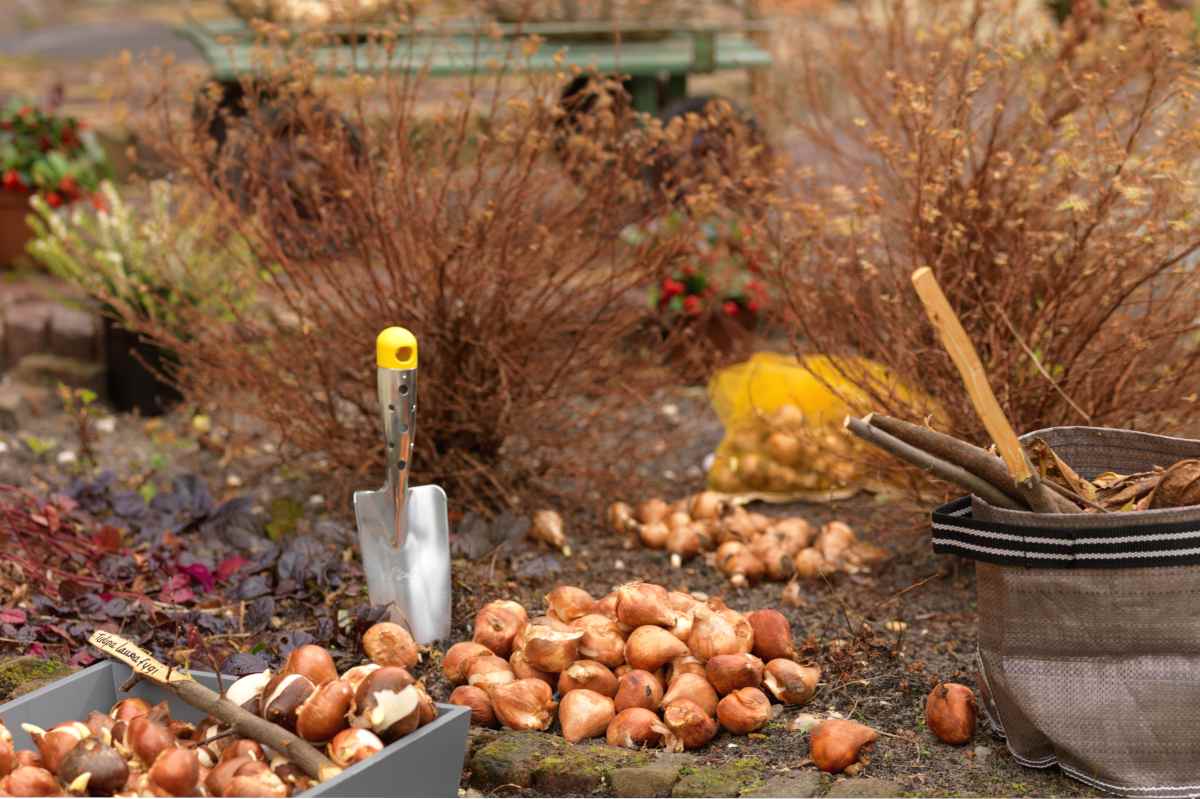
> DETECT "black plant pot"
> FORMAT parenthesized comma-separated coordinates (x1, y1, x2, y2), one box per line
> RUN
(102, 318, 182, 416)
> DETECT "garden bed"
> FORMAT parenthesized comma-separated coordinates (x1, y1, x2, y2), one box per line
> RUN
(0, 384, 1101, 797)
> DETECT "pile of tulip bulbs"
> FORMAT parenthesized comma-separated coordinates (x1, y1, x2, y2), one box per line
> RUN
(444, 581, 821, 751)
(0, 622, 431, 797)
(608, 493, 888, 585)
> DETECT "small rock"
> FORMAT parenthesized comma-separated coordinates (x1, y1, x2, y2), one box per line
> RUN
(56, 450, 76, 465)
(661, 403, 680, 418)
(308, 495, 325, 507)
(825, 778, 905, 797)
(742, 772, 823, 798)
(973, 745, 993, 763)
(192, 414, 212, 434)
(789, 714, 821, 733)
(95, 416, 116, 434)
(469, 732, 562, 790)
(0, 442, 7, 454)
(611, 762, 683, 797)
(226, 474, 243, 488)
(663, 469, 678, 480)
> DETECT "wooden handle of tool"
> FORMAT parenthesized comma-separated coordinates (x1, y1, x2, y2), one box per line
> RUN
(911, 267, 1033, 484)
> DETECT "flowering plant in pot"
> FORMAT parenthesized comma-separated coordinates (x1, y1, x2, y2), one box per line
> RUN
(0, 98, 110, 265)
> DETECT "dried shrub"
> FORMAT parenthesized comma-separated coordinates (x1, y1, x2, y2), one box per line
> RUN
(109, 31, 734, 513)
(764, 1, 1200, 458)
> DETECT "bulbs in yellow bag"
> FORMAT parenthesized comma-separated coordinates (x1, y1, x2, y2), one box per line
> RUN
(706, 353, 941, 500)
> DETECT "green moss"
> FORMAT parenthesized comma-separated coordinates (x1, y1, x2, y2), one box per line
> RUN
(531, 744, 649, 794)
(469, 731, 563, 790)
(0, 656, 72, 699)
(672, 757, 766, 798)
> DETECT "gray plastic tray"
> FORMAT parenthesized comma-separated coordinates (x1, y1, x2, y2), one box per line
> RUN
(0, 661, 469, 797)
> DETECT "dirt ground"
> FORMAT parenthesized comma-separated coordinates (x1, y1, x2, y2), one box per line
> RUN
(0, 378, 1101, 797)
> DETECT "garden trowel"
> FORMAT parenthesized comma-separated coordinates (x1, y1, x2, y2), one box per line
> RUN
(353, 328, 451, 644)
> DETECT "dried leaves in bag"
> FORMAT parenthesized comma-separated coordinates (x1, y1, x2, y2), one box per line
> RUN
(1148, 459, 1200, 510)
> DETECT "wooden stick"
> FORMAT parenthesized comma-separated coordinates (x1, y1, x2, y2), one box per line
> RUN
(166, 679, 342, 782)
(911, 268, 1032, 483)
(844, 416, 1024, 510)
(90, 631, 340, 783)
(867, 414, 1026, 506)
(910, 268, 1070, 513)
(868, 414, 1079, 513)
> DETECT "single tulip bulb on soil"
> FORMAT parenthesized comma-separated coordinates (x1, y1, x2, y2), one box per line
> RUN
(925, 683, 977, 745)
(716, 687, 772, 734)
(810, 719, 878, 773)
(746, 609, 796, 661)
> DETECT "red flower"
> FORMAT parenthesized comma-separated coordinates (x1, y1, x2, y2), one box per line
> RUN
(58, 176, 78, 198)
(17, 106, 32, 117)
(747, 300, 760, 313)
(682, 265, 696, 277)
(683, 296, 702, 316)
(90, 192, 108, 212)
(662, 278, 684, 297)
(46, 192, 62, 208)
(723, 301, 740, 316)
(2, 170, 23, 191)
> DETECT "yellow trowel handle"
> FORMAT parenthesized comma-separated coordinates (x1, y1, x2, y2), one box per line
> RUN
(376, 328, 418, 548)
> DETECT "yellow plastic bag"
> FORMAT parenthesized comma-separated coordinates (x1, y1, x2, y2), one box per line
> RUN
(706, 353, 941, 501)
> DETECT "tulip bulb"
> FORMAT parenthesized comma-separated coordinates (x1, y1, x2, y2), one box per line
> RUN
(747, 609, 796, 661)
(636, 499, 669, 525)
(625, 626, 690, 672)
(442, 642, 494, 686)
(666, 525, 702, 564)
(467, 655, 516, 694)
(531, 510, 570, 555)
(341, 663, 382, 694)
(558, 661, 618, 697)
(716, 541, 766, 587)
(613, 669, 664, 713)
(503, 650, 550, 690)
(606, 708, 672, 750)
(283, 644, 339, 686)
(521, 625, 584, 673)
(363, 622, 420, 670)
(793, 548, 833, 579)
(615, 583, 677, 629)
(662, 700, 717, 751)
(223, 672, 273, 713)
(763, 660, 820, 705)
(350, 667, 421, 743)
(716, 687, 771, 734)
(608, 502, 636, 535)
(449, 685, 497, 728)
(638, 522, 670, 549)
(688, 606, 748, 662)
(661, 673, 719, 718)
(770, 518, 814, 553)
(147, 746, 200, 797)
(687, 491, 725, 521)
(558, 689, 615, 744)
(666, 655, 706, 685)
(328, 728, 384, 767)
(491, 679, 556, 731)
(925, 683, 977, 745)
(473, 600, 528, 659)
(570, 614, 626, 668)
(720, 509, 759, 544)
(296, 679, 355, 742)
(705, 653, 765, 695)
(22, 721, 90, 775)
(810, 719, 877, 773)
(815, 521, 857, 566)
(56, 738, 128, 796)
(546, 586, 596, 623)
(0, 766, 62, 797)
